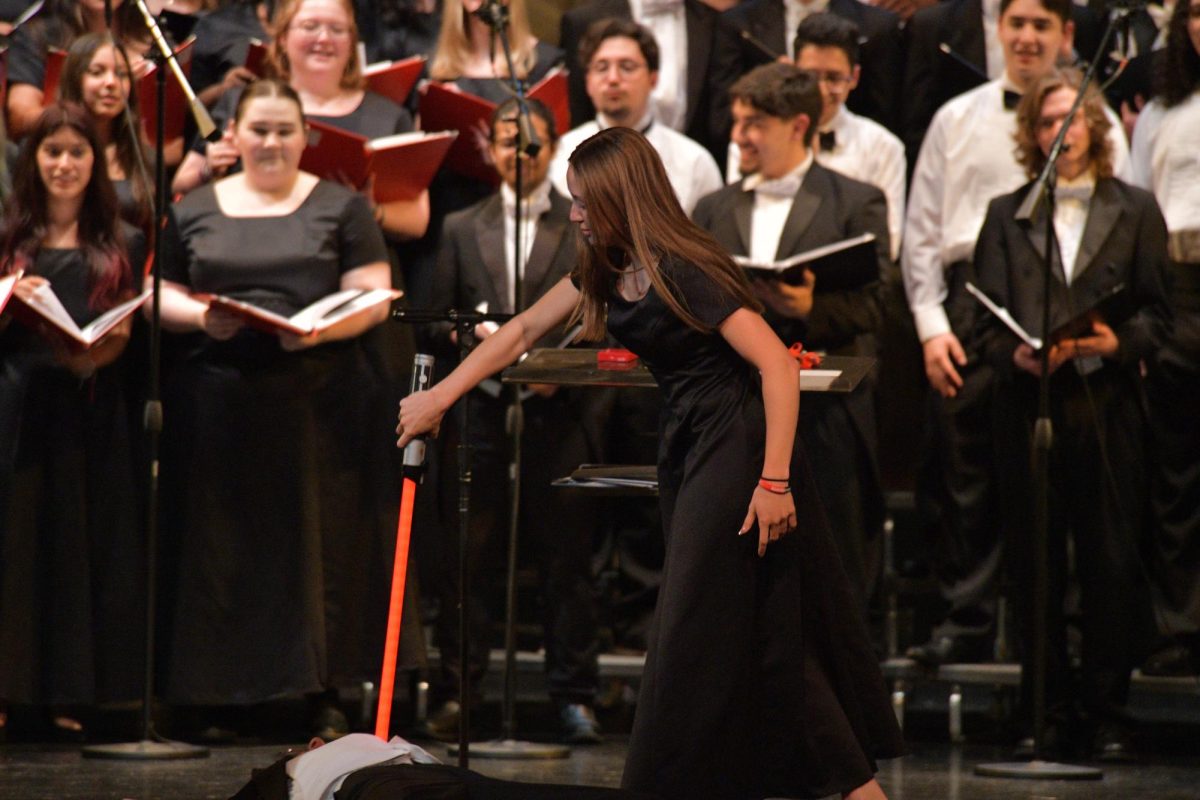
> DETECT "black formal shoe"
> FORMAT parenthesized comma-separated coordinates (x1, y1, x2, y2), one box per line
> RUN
(418, 700, 461, 742)
(905, 635, 990, 668)
(559, 704, 602, 745)
(1141, 643, 1197, 677)
(1093, 722, 1138, 763)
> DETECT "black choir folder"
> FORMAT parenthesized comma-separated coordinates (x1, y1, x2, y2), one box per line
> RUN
(6, 284, 152, 353)
(966, 280, 1133, 351)
(733, 233, 878, 292)
(199, 288, 403, 336)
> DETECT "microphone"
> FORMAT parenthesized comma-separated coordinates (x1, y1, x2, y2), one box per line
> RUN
(402, 354, 436, 475)
(474, 0, 508, 30)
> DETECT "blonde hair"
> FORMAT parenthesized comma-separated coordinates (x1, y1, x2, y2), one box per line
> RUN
(429, 0, 539, 81)
(268, 0, 366, 91)
(566, 127, 760, 341)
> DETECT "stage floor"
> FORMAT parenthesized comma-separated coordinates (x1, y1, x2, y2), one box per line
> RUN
(3, 738, 1200, 799)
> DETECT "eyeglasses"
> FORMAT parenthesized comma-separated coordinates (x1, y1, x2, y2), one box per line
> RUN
(802, 69, 852, 88)
(291, 19, 352, 38)
(587, 59, 647, 77)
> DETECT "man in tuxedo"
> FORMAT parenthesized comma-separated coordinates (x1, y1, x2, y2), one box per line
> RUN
(972, 70, 1168, 758)
(902, 0, 1131, 668)
(707, 0, 904, 156)
(693, 62, 892, 613)
(420, 99, 603, 745)
(901, 0, 1104, 165)
(550, 19, 722, 216)
(559, 0, 718, 153)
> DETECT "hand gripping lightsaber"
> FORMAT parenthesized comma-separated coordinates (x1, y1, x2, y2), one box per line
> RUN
(375, 353, 435, 739)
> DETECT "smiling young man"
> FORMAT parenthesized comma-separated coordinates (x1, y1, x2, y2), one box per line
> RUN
(901, 0, 1133, 669)
(693, 62, 893, 614)
(549, 18, 721, 216)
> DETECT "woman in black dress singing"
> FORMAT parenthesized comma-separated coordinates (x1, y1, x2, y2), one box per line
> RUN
(0, 103, 146, 740)
(157, 79, 394, 735)
(397, 126, 903, 799)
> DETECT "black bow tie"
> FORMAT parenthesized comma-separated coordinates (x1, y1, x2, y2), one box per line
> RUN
(818, 130, 837, 151)
(1003, 90, 1021, 111)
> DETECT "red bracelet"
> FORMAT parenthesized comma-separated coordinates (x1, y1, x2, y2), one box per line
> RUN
(758, 478, 791, 495)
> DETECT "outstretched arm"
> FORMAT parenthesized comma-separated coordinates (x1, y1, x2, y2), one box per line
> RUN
(718, 308, 801, 556)
(396, 276, 581, 446)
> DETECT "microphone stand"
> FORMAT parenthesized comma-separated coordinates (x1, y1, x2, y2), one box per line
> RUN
(392, 307, 513, 767)
(83, 3, 214, 761)
(460, 0, 567, 763)
(972, 4, 1142, 783)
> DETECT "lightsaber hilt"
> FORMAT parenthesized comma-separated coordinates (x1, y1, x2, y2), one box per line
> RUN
(402, 354, 435, 476)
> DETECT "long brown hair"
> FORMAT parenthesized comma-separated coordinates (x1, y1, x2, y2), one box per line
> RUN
(566, 127, 760, 341)
(1013, 68, 1114, 180)
(1, 104, 132, 311)
(429, 0, 538, 81)
(60, 33, 154, 233)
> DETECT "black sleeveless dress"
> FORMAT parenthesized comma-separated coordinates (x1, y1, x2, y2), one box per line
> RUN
(608, 259, 904, 799)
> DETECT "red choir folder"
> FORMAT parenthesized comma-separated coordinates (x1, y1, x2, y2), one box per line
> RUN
(300, 119, 456, 203)
(7, 285, 151, 352)
(43, 46, 66, 103)
(244, 38, 269, 77)
(418, 67, 568, 184)
(0, 270, 22, 315)
(363, 56, 425, 105)
(136, 36, 197, 143)
(198, 288, 402, 336)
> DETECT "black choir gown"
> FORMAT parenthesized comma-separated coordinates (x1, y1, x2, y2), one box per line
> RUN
(158, 181, 397, 704)
(0, 244, 146, 708)
(608, 259, 904, 799)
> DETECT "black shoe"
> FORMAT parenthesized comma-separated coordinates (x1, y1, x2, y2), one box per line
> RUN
(559, 703, 602, 745)
(1093, 722, 1137, 763)
(418, 700, 461, 742)
(905, 635, 990, 668)
(1141, 643, 1197, 677)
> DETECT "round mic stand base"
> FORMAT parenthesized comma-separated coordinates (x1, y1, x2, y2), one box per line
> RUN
(82, 739, 209, 761)
(974, 760, 1102, 780)
(449, 739, 569, 760)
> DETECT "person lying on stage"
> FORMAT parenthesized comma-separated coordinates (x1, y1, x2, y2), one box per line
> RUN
(398, 125, 903, 800)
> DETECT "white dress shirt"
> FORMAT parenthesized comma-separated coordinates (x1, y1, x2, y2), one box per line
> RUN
(500, 179, 554, 311)
(902, 78, 1132, 342)
(1052, 172, 1094, 285)
(784, 0, 830, 60)
(287, 734, 438, 800)
(1131, 92, 1200, 254)
(629, 0, 689, 131)
(725, 108, 906, 259)
(551, 115, 723, 215)
(744, 153, 815, 263)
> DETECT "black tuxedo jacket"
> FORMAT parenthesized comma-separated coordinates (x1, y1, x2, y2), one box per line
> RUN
(902, 0, 1104, 165)
(971, 176, 1170, 380)
(692, 161, 892, 356)
(707, 0, 904, 149)
(424, 189, 578, 359)
(558, 0, 718, 151)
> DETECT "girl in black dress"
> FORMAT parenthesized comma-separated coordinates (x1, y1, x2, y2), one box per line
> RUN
(157, 79, 394, 736)
(59, 33, 155, 234)
(398, 126, 902, 798)
(0, 103, 146, 740)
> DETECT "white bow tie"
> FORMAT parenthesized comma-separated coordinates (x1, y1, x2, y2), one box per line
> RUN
(505, 193, 552, 220)
(1055, 185, 1093, 204)
(641, 0, 683, 15)
(752, 175, 802, 199)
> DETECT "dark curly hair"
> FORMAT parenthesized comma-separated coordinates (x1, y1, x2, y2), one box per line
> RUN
(1013, 68, 1114, 180)
(1154, 0, 1200, 107)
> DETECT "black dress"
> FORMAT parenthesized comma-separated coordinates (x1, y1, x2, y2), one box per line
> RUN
(0, 243, 146, 708)
(607, 260, 904, 799)
(157, 181, 394, 704)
